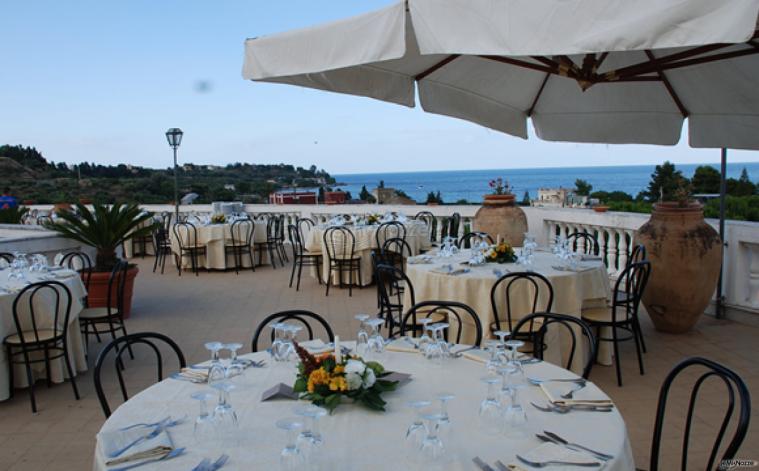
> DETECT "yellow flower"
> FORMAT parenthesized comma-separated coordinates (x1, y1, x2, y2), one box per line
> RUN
(307, 368, 330, 393)
(334, 365, 345, 374)
(329, 376, 347, 392)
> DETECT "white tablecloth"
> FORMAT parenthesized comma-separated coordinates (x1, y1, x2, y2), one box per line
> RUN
(169, 222, 268, 270)
(93, 346, 634, 470)
(305, 221, 432, 286)
(0, 270, 88, 401)
(403, 251, 613, 372)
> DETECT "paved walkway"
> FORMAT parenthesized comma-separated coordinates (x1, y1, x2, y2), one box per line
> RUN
(0, 258, 757, 470)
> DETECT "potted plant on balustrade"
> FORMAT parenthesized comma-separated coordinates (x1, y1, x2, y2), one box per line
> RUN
(44, 203, 157, 319)
(473, 177, 528, 247)
(637, 182, 722, 333)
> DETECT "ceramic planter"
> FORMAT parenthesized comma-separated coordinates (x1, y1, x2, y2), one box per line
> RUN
(85, 265, 139, 319)
(473, 194, 528, 246)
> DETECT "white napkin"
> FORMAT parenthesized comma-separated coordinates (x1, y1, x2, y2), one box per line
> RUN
(385, 338, 420, 354)
(52, 269, 78, 279)
(430, 265, 470, 276)
(300, 339, 332, 354)
(540, 381, 614, 407)
(461, 348, 490, 364)
(407, 255, 433, 264)
(99, 427, 174, 467)
(551, 264, 596, 273)
(511, 442, 605, 470)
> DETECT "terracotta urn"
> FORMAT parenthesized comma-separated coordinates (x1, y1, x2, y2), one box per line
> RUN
(637, 202, 722, 333)
(85, 265, 139, 319)
(473, 194, 528, 246)
(593, 205, 609, 213)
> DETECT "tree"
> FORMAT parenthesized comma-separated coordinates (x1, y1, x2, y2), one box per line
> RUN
(728, 167, 757, 196)
(425, 191, 443, 204)
(574, 179, 593, 196)
(642, 161, 688, 202)
(378, 180, 385, 188)
(521, 191, 531, 206)
(359, 185, 376, 203)
(691, 165, 721, 194)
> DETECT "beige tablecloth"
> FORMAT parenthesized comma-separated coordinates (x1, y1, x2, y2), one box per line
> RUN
(169, 221, 268, 270)
(0, 270, 88, 401)
(93, 346, 634, 471)
(305, 221, 432, 286)
(403, 251, 613, 373)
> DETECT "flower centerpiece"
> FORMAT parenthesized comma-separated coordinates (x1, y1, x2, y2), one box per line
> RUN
(292, 342, 398, 413)
(210, 213, 226, 224)
(483, 242, 517, 264)
(488, 177, 512, 195)
(366, 214, 381, 225)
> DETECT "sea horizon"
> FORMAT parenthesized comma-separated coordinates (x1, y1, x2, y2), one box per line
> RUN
(331, 162, 759, 204)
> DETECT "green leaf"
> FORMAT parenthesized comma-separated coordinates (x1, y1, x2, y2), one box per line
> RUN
(293, 378, 307, 393)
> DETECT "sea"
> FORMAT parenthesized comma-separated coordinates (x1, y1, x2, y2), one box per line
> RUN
(331, 162, 759, 204)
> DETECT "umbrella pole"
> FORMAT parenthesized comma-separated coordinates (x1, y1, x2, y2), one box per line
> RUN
(716, 148, 727, 319)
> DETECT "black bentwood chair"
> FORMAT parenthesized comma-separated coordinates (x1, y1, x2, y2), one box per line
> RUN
(151, 225, 173, 274)
(0, 252, 13, 263)
(251, 310, 335, 352)
(581, 260, 651, 386)
(566, 232, 600, 256)
(381, 237, 413, 274)
(375, 221, 406, 248)
(225, 218, 256, 274)
(376, 263, 415, 337)
(173, 221, 207, 276)
(400, 301, 483, 347)
(93, 332, 186, 418)
(414, 211, 437, 243)
(3, 281, 80, 413)
(256, 215, 283, 268)
(296, 217, 315, 242)
(323, 226, 362, 296)
(288, 224, 322, 291)
(60, 251, 93, 307)
(490, 272, 554, 346)
(512, 313, 597, 379)
(649, 357, 751, 471)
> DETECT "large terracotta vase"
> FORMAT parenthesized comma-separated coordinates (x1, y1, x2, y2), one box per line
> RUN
(473, 194, 528, 246)
(637, 202, 722, 333)
(85, 265, 139, 319)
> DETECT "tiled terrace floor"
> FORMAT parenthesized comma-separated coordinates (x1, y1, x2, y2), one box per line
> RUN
(1, 257, 757, 470)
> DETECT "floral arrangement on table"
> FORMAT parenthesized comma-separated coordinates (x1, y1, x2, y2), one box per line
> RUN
(366, 214, 382, 225)
(210, 214, 226, 224)
(484, 241, 517, 263)
(292, 342, 398, 413)
(488, 177, 512, 195)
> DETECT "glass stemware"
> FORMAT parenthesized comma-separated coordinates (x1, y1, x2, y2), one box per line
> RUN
(502, 386, 528, 438)
(479, 376, 502, 432)
(355, 314, 370, 357)
(405, 400, 431, 461)
(416, 318, 434, 352)
(423, 325, 445, 367)
(270, 323, 287, 362)
(504, 340, 526, 388)
(190, 390, 217, 443)
(419, 413, 446, 462)
(277, 418, 305, 471)
(434, 323, 451, 359)
(223, 343, 245, 378)
(484, 340, 504, 374)
(435, 393, 455, 440)
(365, 318, 385, 358)
(211, 381, 238, 444)
(294, 405, 327, 466)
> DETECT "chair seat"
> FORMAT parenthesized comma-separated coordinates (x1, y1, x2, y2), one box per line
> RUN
(79, 307, 114, 320)
(5, 329, 60, 345)
(330, 256, 361, 262)
(581, 306, 630, 323)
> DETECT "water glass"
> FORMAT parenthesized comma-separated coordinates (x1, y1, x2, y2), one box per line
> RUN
(479, 376, 502, 432)
(355, 314, 370, 357)
(365, 318, 385, 358)
(277, 418, 305, 471)
(405, 400, 431, 463)
(211, 381, 239, 440)
(502, 387, 528, 438)
(419, 413, 446, 462)
(294, 405, 327, 466)
(190, 390, 217, 444)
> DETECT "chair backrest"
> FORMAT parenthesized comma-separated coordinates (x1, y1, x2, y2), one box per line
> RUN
(297, 217, 314, 241)
(611, 260, 651, 321)
(512, 312, 596, 378)
(160, 211, 172, 231)
(173, 221, 199, 249)
(288, 224, 304, 256)
(0, 252, 13, 263)
(276, 214, 286, 239)
(448, 212, 461, 238)
(11, 281, 73, 347)
(229, 218, 254, 246)
(401, 301, 483, 346)
(376, 221, 406, 248)
(93, 332, 186, 418)
(566, 232, 600, 255)
(650, 357, 751, 471)
(414, 211, 437, 241)
(60, 251, 93, 293)
(381, 237, 412, 272)
(491, 272, 554, 332)
(458, 231, 494, 249)
(103, 260, 129, 317)
(628, 243, 646, 266)
(251, 310, 335, 352)
(323, 226, 356, 261)
(376, 263, 414, 336)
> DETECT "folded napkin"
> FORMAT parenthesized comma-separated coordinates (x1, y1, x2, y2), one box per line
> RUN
(52, 269, 79, 279)
(300, 339, 333, 354)
(407, 255, 433, 264)
(551, 264, 596, 273)
(462, 348, 490, 364)
(100, 426, 174, 467)
(540, 381, 614, 407)
(176, 368, 209, 382)
(430, 265, 470, 276)
(511, 442, 604, 470)
(385, 338, 420, 354)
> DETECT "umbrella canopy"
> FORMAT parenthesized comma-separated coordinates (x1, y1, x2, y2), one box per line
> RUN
(243, 0, 759, 150)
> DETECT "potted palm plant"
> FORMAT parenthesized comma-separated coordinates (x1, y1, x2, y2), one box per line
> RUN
(45, 203, 156, 318)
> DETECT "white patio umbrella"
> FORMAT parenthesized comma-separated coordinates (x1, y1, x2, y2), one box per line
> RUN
(243, 0, 759, 314)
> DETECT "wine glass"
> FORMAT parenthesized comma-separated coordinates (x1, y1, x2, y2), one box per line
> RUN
(269, 323, 286, 362)
(284, 324, 303, 362)
(365, 318, 385, 358)
(405, 400, 431, 461)
(355, 314, 370, 356)
(479, 376, 502, 432)
(223, 343, 245, 378)
(211, 381, 238, 442)
(294, 405, 327, 466)
(277, 418, 305, 471)
(502, 386, 528, 438)
(419, 413, 446, 462)
(190, 390, 217, 444)
(435, 393, 455, 440)
(504, 340, 526, 388)
(434, 323, 451, 359)
(416, 318, 434, 352)
(484, 340, 504, 374)
(423, 325, 445, 367)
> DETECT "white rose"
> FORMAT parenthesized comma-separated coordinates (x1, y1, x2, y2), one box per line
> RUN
(345, 372, 363, 391)
(344, 359, 366, 376)
(362, 368, 376, 388)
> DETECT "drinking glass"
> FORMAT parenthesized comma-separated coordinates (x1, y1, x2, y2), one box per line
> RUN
(434, 323, 451, 359)
(423, 325, 445, 367)
(419, 413, 446, 462)
(190, 390, 217, 444)
(277, 418, 305, 471)
(504, 340, 526, 388)
(484, 340, 504, 374)
(283, 324, 303, 362)
(405, 400, 431, 461)
(365, 318, 385, 358)
(416, 318, 434, 352)
(269, 323, 286, 362)
(355, 314, 370, 357)
(205, 342, 226, 384)
(502, 386, 528, 438)
(211, 381, 238, 442)
(479, 376, 502, 432)
(435, 393, 455, 440)
(223, 343, 245, 378)
(294, 405, 327, 466)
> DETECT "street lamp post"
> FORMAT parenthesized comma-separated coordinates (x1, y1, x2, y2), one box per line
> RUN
(165, 128, 184, 222)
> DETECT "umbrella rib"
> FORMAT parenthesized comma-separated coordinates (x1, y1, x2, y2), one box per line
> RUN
(645, 50, 689, 118)
(527, 73, 550, 117)
(415, 55, 460, 81)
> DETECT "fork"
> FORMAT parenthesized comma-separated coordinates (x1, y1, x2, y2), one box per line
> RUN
(210, 454, 229, 470)
(528, 377, 586, 386)
(516, 454, 600, 468)
(560, 379, 588, 399)
(191, 458, 211, 471)
(118, 415, 186, 432)
(108, 420, 169, 458)
(110, 447, 186, 471)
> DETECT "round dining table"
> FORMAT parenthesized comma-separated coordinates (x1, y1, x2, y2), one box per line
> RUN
(93, 343, 634, 470)
(402, 250, 613, 373)
(0, 268, 88, 401)
(305, 220, 432, 286)
(169, 221, 269, 270)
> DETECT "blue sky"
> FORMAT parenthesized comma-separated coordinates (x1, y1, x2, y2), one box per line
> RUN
(2, 0, 757, 174)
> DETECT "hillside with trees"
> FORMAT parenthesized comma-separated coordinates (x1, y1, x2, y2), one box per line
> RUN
(0, 144, 335, 204)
